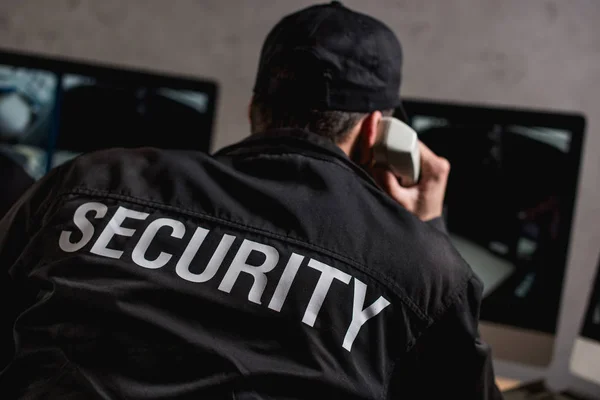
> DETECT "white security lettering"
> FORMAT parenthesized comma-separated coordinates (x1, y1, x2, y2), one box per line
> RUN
(218, 239, 279, 305)
(90, 206, 149, 259)
(302, 259, 351, 327)
(268, 253, 304, 312)
(132, 218, 185, 269)
(59, 202, 108, 253)
(57, 202, 392, 352)
(176, 228, 236, 283)
(342, 278, 391, 351)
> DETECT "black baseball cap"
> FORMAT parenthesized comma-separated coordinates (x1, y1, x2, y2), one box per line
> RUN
(253, 1, 407, 121)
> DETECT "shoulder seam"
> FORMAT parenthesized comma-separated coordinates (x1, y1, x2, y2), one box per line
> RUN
(406, 271, 474, 353)
(383, 272, 474, 397)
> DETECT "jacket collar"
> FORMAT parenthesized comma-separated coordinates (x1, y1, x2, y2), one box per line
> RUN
(214, 128, 380, 188)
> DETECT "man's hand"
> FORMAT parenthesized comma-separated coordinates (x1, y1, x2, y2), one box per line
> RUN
(371, 142, 450, 221)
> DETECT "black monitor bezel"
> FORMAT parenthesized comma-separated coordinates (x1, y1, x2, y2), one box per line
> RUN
(398, 97, 586, 335)
(0, 48, 219, 160)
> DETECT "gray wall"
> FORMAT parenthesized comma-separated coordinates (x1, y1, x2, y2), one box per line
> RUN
(1, 0, 599, 395)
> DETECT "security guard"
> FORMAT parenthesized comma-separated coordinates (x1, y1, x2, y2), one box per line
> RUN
(0, 2, 502, 399)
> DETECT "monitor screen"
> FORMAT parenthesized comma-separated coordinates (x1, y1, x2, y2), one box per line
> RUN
(52, 74, 213, 169)
(570, 254, 600, 385)
(0, 50, 218, 218)
(0, 63, 59, 217)
(400, 100, 585, 352)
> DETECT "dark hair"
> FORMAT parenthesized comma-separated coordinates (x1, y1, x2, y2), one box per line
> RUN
(250, 97, 367, 143)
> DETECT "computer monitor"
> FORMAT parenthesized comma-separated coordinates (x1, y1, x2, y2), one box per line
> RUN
(0, 49, 218, 218)
(0, 62, 58, 217)
(570, 253, 600, 385)
(399, 99, 585, 367)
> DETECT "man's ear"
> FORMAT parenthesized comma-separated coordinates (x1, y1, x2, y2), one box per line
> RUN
(356, 111, 382, 165)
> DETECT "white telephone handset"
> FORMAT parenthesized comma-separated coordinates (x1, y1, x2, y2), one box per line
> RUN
(373, 117, 421, 186)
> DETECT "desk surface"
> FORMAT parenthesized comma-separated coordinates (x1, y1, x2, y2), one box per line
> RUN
(497, 377, 522, 392)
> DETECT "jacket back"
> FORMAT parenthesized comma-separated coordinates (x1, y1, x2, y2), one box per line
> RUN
(0, 130, 501, 399)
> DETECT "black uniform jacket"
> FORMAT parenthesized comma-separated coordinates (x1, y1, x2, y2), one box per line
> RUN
(0, 129, 502, 399)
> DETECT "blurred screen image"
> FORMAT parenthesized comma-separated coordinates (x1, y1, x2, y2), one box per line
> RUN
(412, 114, 577, 333)
(0, 64, 58, 217)
(52, 74, 212, 168)
(0, 51, 217, 220)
